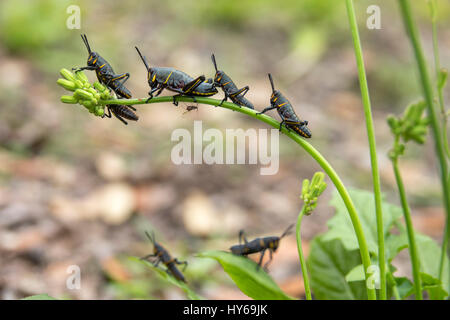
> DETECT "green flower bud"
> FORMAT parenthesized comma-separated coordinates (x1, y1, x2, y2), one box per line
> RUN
(74, 70, 89, 84)
(74, 79, 84, 89)
(95, 107, 105, 116)
(386, 115, 398, 130)
(60, 95, 78, 104)
(438, 68, 448, 90)
(301, 179, 310, 199)
(301, 172, 327, 216)
(75, 89, 94, 101)
(81, 100, 93, 108)
(87, 88, 98, 96)
(60, 68, 76, 82)
(57, 79, 77, 91)
(94, 82, 107, 92)
(101, 92, 111, 100)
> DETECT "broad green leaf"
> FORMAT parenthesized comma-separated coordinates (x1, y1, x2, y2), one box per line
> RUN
(197, 250, 294, 300)
(393, 277, 414, 300)
(385, 232, 408, 262)
(420, 272, 448, 300)
(22, 294, 57, 300)
(130, 257, 202, 300)
(308, 236, 367, 300)
(345, 264, 365, 282)
(415, 234, 449, 299)
(323, 189, 403, 255)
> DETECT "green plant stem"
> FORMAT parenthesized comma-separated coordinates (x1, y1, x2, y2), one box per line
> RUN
(392, 157, 423, 299)
(296, 207, 312, 300)
(398, 0, 450, 292)
(431, 14, 450, 160)
(345, 0, 386, 300)
(430, 6, 450, 281)
(100, 95, 377, 300)
(387, 272, 401, 300)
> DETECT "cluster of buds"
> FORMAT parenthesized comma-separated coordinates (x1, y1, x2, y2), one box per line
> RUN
(57, 68, 113, 117)
(387, 101, 429, 159)
(300, 172, 327, 215)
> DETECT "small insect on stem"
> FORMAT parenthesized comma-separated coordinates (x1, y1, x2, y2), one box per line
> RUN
(182, 104, 199, 115)
(75, 34, 133, 100)
(257, 74, 311, 138)
(211, 53, 254, 109)
(141, 231, 188, 283)
(135, 46, 218, 106)
(229, 224, 294, 271)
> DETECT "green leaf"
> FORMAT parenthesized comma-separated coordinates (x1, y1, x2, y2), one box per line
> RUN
(415, 234, 449, 299)
(420, 272, 448, 300)
(308, 236, 367, 300)
(197, 250, 294, 300)
(323, 189, 403, 255)
(393, 276, 414, 300)
(22, 294, 57, 300)
(345, 264, 365, 282)
(385, 232, 409, 262)
(130, 257, 202, 300)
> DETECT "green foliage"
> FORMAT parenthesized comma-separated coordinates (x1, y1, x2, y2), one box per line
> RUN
(387, 101, 429, 154)
(22, 294, 57, 300)
(197, 250, 294, 300)
(308, 188, 449, 300)
(131, 257, 202, 300)
(322, 189, 402, 255)
(0, 0, 68, 54)
(308, 236, 367, 300)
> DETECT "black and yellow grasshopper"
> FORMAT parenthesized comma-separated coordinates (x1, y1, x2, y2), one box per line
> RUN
(257, 74, 311, 138)
(141, 231, 188, 283)
(211, 54, 254, 109)
(135, 46, 218, 106)
(230, 225, 294, 270)
(104, 104, 138, 125)
(76, 34, 132, 99)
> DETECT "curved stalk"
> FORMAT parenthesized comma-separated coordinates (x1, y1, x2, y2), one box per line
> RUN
(431, 10, 450, 160)
(100, 95, 377, 299)
(430, 3, 450, 281)
(296, 207, 312, 300)
(398, 0, 450, 293)
(392, 157, 423, 299)
(345, 0, 386, 299)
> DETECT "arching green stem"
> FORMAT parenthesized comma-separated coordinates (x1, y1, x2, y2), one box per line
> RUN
(100, 96, 377, 300)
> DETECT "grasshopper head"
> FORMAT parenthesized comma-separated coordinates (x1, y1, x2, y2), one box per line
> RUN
(213, 70, 225, 86)
(87, 51, 99, 66)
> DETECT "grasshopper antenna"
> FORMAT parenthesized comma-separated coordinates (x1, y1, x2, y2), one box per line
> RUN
(211, 54, 218, 72)
(81, 34, 91, 54)
(268, 73, 275, 92)
(144, 231, 155, 244)
(280, 224, 295, 239)
(135, 46, 150, 71)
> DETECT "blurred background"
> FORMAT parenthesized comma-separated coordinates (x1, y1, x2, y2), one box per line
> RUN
(0, 0, 449, 299)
